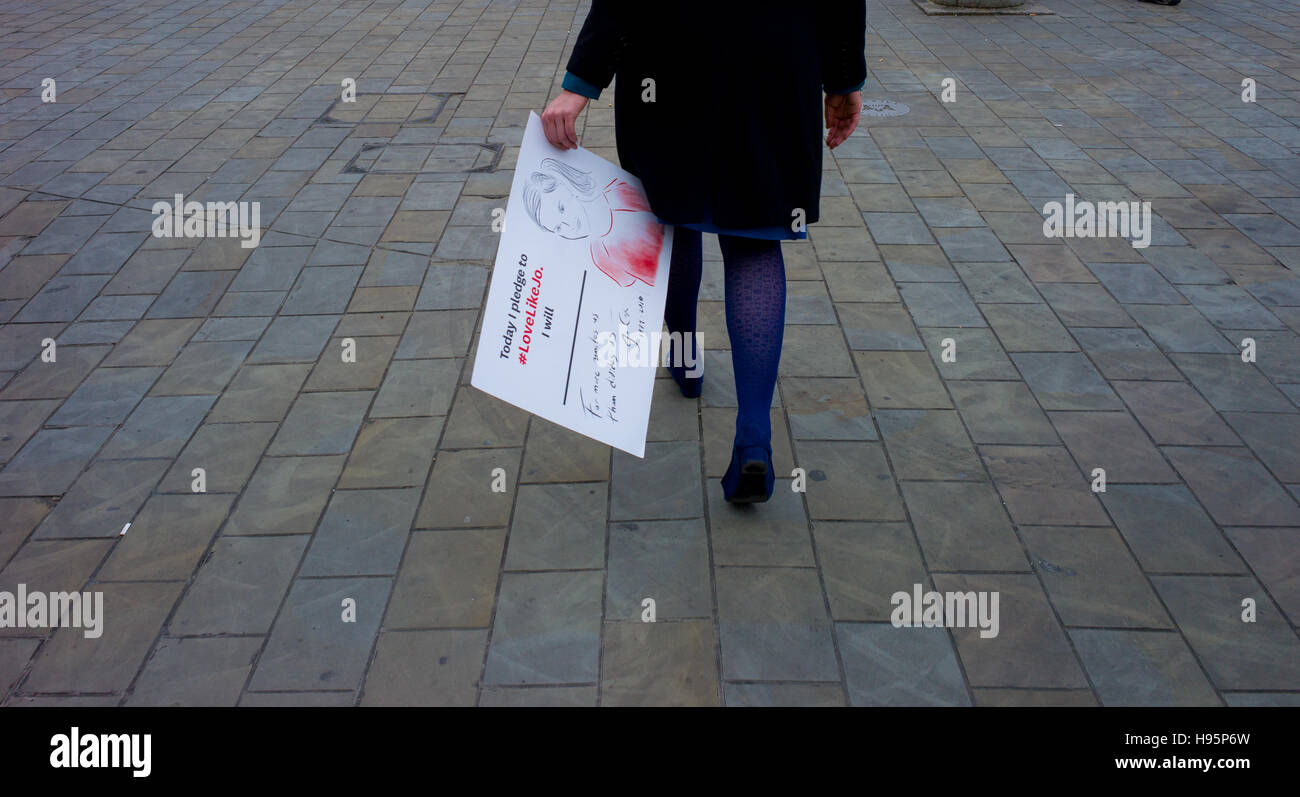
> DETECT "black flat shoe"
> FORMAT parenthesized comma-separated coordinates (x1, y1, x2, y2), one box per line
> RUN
(721, 444, 774, 504)
(669, 364, 702, 398)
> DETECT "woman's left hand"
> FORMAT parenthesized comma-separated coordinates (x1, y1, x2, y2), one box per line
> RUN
(825, 91, 862, 149)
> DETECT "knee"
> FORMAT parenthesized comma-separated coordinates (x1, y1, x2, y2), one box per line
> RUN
(718, 234, 782, 261)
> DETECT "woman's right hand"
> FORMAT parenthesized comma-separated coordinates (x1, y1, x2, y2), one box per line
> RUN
(541, 90, 590, 150)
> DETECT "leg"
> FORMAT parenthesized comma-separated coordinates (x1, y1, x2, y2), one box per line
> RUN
(718, 233, 786, 501)
(664, 226, 703, 396)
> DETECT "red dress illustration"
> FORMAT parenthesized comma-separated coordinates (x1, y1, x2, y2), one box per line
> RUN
(589, 178, 664, 288)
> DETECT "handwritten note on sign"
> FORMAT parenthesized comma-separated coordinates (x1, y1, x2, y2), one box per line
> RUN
(470, 112, 674, 457)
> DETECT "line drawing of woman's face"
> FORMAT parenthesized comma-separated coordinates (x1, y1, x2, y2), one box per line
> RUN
(536, 182, 591, 239)
(523, 158, 601, 241)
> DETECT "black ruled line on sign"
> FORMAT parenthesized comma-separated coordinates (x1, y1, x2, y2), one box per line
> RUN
(563, 269, 588, 406)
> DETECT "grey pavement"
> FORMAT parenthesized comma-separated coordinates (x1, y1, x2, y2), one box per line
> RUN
(0, 0, 1299, 706)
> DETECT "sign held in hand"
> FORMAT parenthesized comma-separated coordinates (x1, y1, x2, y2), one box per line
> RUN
(471, 112, 675, 458)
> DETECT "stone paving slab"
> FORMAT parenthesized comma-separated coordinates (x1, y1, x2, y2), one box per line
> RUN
(0, 0, 1298, 706)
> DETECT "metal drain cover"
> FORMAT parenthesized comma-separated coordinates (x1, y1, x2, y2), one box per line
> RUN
(344, 142, 504, 175)
(860, 99, 910, 118)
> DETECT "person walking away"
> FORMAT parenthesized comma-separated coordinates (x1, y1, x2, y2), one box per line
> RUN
(542, 2, 868, 503)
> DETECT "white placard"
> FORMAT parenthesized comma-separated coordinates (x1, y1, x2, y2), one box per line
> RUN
(471, 111, 674, 458)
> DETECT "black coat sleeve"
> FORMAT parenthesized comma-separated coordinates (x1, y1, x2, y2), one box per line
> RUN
(816, 1, 868, 93)
(564, 1, 627, 91)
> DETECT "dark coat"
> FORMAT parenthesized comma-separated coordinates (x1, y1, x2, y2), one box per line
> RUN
(565, 2, 867, 231)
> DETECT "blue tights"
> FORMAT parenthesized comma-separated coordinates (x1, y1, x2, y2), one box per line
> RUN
(664, 227, 786, 450)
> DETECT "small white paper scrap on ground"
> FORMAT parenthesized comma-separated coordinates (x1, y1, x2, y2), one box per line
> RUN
(471, 111, 674, 458)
